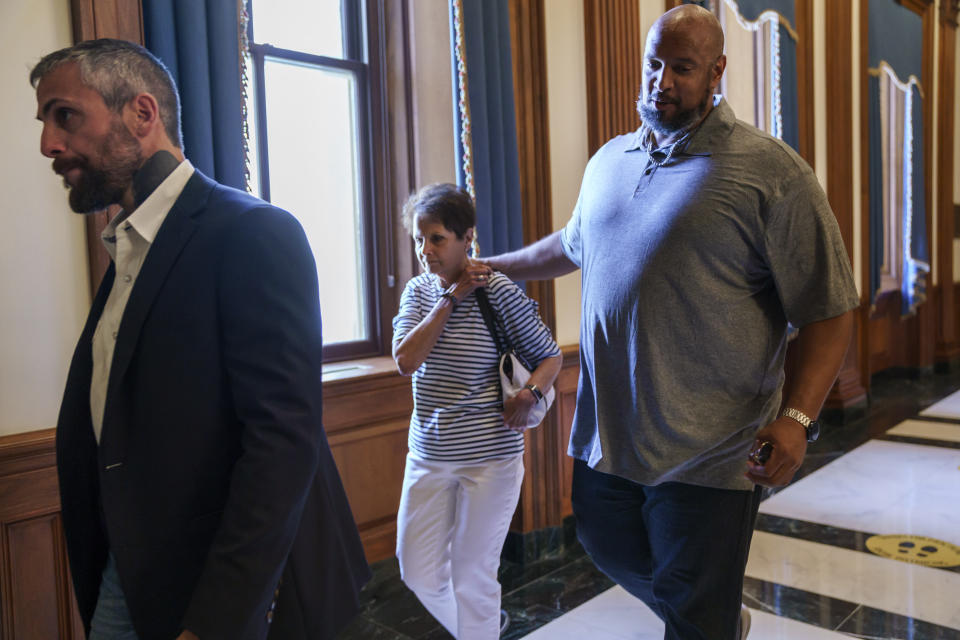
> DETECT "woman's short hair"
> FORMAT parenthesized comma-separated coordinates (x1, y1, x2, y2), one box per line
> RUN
(401, 183, 475, 239)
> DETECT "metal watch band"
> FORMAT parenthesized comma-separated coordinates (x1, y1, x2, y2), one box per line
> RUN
(780, 407, 812, 428)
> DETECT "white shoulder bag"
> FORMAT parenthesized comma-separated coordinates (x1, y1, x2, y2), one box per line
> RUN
(475, 288, 555, 429)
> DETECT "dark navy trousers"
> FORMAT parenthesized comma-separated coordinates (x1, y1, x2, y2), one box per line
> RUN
(572, 459, 762, 640)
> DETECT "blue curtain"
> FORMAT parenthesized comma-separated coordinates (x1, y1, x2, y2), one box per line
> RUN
(736, 0, 793, 20)
(867, 0, 927, 314)
(143, 0, 246, 191)
(777, 24, 799, 152)
(450, 0, 524, 258)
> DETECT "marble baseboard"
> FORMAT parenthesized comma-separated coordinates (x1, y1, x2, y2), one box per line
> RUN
(502, 516, 578, 564)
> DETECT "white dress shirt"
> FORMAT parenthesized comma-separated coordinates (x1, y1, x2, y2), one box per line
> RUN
(90, 159, 195, 442)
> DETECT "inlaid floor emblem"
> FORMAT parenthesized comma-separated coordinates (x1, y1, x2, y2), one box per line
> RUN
(865, 534, 960, 568)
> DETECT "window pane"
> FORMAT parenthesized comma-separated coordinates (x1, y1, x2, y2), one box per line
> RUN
(251, 0, 344, 59)
(263, 59, 368, 345)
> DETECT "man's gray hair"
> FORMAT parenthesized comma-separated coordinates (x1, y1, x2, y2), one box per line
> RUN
(31, 38, 183, 148)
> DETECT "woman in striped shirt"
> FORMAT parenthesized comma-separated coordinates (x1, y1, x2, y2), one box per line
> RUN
(392, 183, 562, 639)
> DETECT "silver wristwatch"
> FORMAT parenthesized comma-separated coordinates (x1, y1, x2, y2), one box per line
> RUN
(780, 407, 820, 442)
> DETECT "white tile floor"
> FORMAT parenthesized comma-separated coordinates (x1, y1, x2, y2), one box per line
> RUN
(746, 531, 960, 630)
(519, 420, 960, 638)
(521, 586, 852, 639)
(919, 389, 960, 420)
(887, 418, 960, 443)
(758, 439, 960, 545)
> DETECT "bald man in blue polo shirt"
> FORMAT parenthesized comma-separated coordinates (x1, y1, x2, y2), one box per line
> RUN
(486, 6, 858, 639)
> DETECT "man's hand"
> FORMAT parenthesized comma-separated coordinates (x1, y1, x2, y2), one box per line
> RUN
(448, 260, 492, 301)
(503, 389, 538, 432)
(745, 416, 808, 487)
(176, 631, 199, 640)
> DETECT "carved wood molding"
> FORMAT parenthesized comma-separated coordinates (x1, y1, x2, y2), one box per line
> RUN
(935, 15, 958, 359)
(942, 0, 960, 25)
(896, 0, 934, 15)
(822, 0, 870, 402)
(508, 0, 564, 533)
(921, 7, 934, 341)
(795, 0, 815, 166)
(583, 0, 643, 156)
(0, 429, 84, 639)
(69, 0, 143, 42)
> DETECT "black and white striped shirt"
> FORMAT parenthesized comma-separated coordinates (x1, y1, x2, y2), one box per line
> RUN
(393, 272, 561, 462)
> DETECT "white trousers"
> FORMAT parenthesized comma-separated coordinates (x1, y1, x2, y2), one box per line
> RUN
(396, 453, 525, 640)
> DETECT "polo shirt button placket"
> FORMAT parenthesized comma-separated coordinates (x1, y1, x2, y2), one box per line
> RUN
(634, 163, 656, 198)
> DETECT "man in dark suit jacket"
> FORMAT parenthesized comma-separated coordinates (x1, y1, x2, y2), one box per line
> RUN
(32, 39, 370, 640)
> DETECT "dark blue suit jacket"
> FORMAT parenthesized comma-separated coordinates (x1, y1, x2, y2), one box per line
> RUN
(56, 171, 370, 639)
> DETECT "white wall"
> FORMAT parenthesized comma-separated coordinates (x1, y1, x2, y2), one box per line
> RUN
(813, 0, 828, 191)
(410, 0, 456, 187)
(638, 0, 662, 42)
(545, 0, 588, 347)
(0, 0, 90, 436)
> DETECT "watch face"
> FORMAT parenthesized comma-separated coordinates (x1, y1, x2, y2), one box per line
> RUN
(807, 420, 821, 442)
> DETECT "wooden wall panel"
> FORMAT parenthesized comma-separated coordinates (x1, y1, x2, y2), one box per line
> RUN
(868, 289, 942, 373)
(6, 517, 65, 640)
(555, 347, 581, 519)
(509, 0, 565, 534)
(583, 0, 643, 155)
(0, 350, 583, 597)
(956, 283, 960, 330)
(794, 0, 815, 166)
(323, 368, 412, 562)
(824, 0, 870, 410)
(70, 0, 143, 43)
(0, 431, 83, 640)
(328, 420, 409, 563)
(914, 0, 937, 371)
(935, 2, 959, 363)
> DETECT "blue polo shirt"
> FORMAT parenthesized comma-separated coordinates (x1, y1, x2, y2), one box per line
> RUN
(560, 97, 859, 491)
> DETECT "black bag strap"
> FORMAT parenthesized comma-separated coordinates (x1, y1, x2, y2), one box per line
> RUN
(475, 287, 534, 371)
(474, 287, 510, 356)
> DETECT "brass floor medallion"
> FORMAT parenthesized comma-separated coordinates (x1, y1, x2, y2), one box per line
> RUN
(865, 534, 960, 568)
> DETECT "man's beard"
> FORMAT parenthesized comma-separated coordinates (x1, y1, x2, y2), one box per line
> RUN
(636, 84, 713, 138)
(55, 119, 143, 214)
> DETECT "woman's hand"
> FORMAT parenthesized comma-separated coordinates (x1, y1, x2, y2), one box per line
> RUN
(448, 260, 493, 302)
(503, 388, 538, 432)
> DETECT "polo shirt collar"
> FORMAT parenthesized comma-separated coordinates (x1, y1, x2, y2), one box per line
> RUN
(626, 95, 735, 157)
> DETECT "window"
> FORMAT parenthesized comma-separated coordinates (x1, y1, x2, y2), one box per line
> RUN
(874, 62, 922, 295)
(877, 65, 907, 292)
(245, 0, 381, 360)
